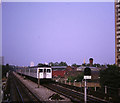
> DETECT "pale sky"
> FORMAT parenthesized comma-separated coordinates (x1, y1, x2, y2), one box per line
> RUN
(2, 2, 115, 66)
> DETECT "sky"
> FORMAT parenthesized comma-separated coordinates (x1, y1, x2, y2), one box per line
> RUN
(2, 2, 115, 66)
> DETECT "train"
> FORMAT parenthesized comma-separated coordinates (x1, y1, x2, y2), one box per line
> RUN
(15, 65, 52, 80)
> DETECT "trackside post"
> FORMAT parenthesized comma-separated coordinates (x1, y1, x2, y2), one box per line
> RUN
(84, 67, 91, 103)
(38, 69, 40, 88)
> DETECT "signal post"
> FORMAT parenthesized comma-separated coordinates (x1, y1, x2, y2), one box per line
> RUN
(84, 67, 91, 103)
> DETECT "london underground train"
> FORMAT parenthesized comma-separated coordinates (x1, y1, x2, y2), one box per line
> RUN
(16, 65, 52, 80)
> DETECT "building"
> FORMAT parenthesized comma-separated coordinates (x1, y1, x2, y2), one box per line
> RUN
(115, 0, 120, 66)
(0, 56, 4, 65)
(76, 66, 102, 72)
(52, 66, 74, 78)
(52, 66, 67, 78)
(89, 58, 93, 66)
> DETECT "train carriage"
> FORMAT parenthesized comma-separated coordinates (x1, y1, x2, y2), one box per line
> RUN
(16, 65, 52, 80)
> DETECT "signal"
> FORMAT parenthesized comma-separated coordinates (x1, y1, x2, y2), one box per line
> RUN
(84, 67, 91, 76)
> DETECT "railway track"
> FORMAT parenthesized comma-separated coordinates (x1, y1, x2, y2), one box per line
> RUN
(13, 73, 111, 103)
(9, 71, 42, 103)
(42, 83, 110, 103)
(53, 82, 111, 103)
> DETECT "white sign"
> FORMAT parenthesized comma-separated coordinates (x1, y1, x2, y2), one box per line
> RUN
(84, 76, 91, 79)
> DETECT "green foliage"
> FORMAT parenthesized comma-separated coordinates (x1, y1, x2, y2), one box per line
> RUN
(2, 64, 14, 78)
(93, 63, 100, 67)
(75, 73, 84, 82)
(59, 62, 67, 66)
(72, 63, 77, 67)
(48, 61, 68, 66)
(38, 63, 44, 66)
(71, 63, 80, 67)
(82, 63, 86, 66)
(68, 73, 84, 82)
(49, 62, 54, 66)
(100, 64, 120, 88)
(68, 76, 75, 82)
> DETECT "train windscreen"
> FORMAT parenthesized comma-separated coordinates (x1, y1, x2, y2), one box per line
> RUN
(39, 69, 43, 72)
(47, 69, 51, 73)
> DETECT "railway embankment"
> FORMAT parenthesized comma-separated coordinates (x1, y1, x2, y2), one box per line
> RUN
(13, 72, 72, 102)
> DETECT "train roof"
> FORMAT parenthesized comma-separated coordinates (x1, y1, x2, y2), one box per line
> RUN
(51, 66, 67, 69)
(29, 65, 51, 68)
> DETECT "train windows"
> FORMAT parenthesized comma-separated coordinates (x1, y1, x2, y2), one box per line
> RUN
(35, 69, 37, 73)
(39, 69, 43, 73)
(47, 69, 51, 73)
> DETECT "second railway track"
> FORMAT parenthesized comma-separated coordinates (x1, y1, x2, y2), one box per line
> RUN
(42, 83, 110, 103)
(9, 71, 42, 103)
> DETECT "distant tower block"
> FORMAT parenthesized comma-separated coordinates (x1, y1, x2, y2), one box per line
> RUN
(30, 61, 34, 67)
(89, 58, 93, 66)
(115, 0, 120, 66)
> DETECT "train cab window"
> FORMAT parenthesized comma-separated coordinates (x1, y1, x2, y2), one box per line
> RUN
(47, 69, 51, 73)
(39, 69, 43, 73)
(44, 69, 46, 73)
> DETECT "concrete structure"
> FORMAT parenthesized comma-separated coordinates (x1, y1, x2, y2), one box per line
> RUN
(13, 72, 71, 102)
(76, 66, 101, 72)
(115, 0, 120, 66)
(89, 58, 93, 66)
(0, 56, 4, 65)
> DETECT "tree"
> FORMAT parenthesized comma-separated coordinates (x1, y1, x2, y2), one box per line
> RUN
(93, 63, 100, 67)
(59, 62, 67, 66)
(68, 73, 84, 82)
(48, 61, 68, 66)
(75, 73, 84, 82)
(100, 64, 120, 88)
(86, 63, 90, 66)
(38, 63, 45, 66)
(54, 62, 59, 66)
(82, 63, 86, 66)
(49, 62, 54, 66)
(71, 63, 80, 67)
(2, 64, 14, 78)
